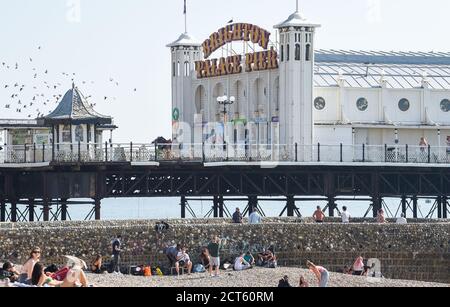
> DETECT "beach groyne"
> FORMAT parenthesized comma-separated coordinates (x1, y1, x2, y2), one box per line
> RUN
(0, 218, 449, 283)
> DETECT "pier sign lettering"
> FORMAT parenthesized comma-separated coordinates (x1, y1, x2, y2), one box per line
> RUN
(195, 23, 278, 79)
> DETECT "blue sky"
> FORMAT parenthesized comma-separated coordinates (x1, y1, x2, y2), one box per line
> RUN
(0, 0, 449, 142)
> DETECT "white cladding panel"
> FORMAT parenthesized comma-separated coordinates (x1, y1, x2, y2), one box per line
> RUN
(314, 126, 352, 145)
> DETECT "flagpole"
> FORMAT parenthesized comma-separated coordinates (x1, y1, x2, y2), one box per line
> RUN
(184, 0, 187, 33)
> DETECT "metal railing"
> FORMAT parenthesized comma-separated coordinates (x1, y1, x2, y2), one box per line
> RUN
(0, 142, 449, 165)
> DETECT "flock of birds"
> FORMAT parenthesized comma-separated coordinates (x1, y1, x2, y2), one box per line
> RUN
(1, 46, 137, 119)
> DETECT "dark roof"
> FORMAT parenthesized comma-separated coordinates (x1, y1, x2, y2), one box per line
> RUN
(44, 85, 112, 125)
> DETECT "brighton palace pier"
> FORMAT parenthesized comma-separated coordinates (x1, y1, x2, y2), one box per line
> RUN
(0, 5, 449, 222)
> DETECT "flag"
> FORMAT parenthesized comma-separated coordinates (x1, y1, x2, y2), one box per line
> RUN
(184, 0, 186, 14)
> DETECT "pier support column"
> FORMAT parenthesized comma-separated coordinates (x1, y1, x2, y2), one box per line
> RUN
(412, 196, 418, 219)
(61, 198, 68, 221)
(443, 196, 448, 219)
(327, 197, 336, 217)
(218, 196, 224, 218)
(213, 196, 219, 218)
(28, 199, 35, 222)
(287, 196, 295, 217)
(0, 199, 6, 222)
(248, 196, 258, 215)
(94, 198, 101, 221)
(180, 196, 187, 219)
(401, 196, 407, 217)
(11, 200, 17, 223)
(43, 199, 50, 222)
(372, 197, 382, 218)
(437, 196, 442, 219)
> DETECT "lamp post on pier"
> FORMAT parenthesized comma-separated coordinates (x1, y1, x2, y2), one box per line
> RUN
(217, 95, 235, 151)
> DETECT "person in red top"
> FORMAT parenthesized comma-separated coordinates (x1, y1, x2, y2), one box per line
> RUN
(313, 206, 325, 223)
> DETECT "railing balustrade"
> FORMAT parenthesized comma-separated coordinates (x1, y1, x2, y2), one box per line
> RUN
(0, 143, 449, 165)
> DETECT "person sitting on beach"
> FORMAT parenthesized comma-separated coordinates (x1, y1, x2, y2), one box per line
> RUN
(175, 246, 192, 275)
(243, 252, 255, 266)
(377, 209, 387, 223)
(0, 262, 19, 283)
(199, 247, 211, 271)
(234, 253, 252, 271)
(343, 265, 353, 275)
(340, 206, 351, 223)
(31, 263, 62, 287)
(307, 260, 330, 288)
(278, 275, 292, 287)
(232, 208, 243, 224)
(397, 213, 407, 224)
(257, 248, 277, 268)
(352, 256, 365, 276)
(313, 206, 325, 223)
(299, 276, 309, 288)
(165, 244, 181, 268)
(19, 247, 41, 284)
(91, 255, 103, 274)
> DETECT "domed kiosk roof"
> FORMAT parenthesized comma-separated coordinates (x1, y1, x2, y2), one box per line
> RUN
(44, 84, 112, 125)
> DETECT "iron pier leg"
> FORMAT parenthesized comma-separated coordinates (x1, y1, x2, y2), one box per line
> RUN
(180, 196, 187, 219)
(61, 198, 68, 221)
(248, 196, 258, 216)
(94, 198, 101, 221)
(43, 199, 50, 222)
(0, 199, 6, 222)
(328, 197, 336, 217)
(443, 196, 448, 219)
(219, 196, 224, 218)
(437, 196, 442, 219)
(11, 200, 17, 223)
(372, 197, 382, 218)
(401, 196, 407, 217)
(213, 196, 219, 218)
(28, 198, 35, 222)
(412, 196, 418, 219)
(287, 195, 295, 217)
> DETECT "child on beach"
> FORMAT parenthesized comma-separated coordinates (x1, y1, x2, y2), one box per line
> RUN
(207, 236, 221, 277)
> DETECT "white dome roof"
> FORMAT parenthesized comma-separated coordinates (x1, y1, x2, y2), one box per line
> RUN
(274, 11, 320, 29)
(167, 32, 201, 48)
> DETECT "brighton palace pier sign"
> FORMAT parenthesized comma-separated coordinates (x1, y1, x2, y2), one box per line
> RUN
(195, 23, 279, 79)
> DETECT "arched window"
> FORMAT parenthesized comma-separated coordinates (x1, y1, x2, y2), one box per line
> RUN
(184, 61, 190, 76)
(287, 44, 290, 61)
(172, 62, 176, 77)
(305, 44, 311, 61)
(177, 61, 180, 76)
(295, 44, 301, 61)
(281, 45, 284, 62)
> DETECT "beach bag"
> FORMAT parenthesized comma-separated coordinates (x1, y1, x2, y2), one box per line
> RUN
(51, 267, 69, 281)
(193, 264, 206, 273)
(143, 266, 152, 277)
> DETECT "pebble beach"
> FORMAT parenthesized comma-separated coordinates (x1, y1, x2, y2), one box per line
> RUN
(86, 267, 449, 288)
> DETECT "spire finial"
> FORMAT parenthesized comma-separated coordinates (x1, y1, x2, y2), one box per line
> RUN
(72, 82, 75, 89)
(296, 0, 299, 12)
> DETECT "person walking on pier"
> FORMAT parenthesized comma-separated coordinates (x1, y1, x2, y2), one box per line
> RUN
(397, 213, 407, 224)
(111, 235, 122, 274)
(313, 206, 325, 223)
(307, 260, 330, 288)
(232, 208, 243, 224)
